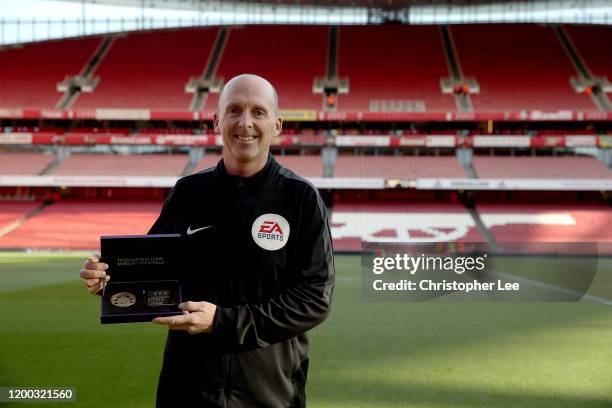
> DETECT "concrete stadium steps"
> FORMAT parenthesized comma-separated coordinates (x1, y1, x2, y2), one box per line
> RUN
(0, 201, 43, 232)
(451, 24, 596, 111)
(0, 24, 609, 113)
(72, 28, 218, 110)
(203, 25, 328, 111)
(193, 154, 222, 173)
(0, 200, 161, 250)
(565, 25, 612, 81)
(204, 26, 329, 110)
(0, 37, 101, 109)
(0, 152, 55, 175)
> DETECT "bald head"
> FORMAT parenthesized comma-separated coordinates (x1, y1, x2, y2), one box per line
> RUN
(213, 73, 283, 177)
(218, 74, 279, 116)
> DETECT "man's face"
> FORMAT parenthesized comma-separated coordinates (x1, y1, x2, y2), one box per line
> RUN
(213, 77, 282, 172)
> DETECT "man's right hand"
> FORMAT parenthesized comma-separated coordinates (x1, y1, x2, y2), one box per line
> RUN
(79, 255, 110, 294)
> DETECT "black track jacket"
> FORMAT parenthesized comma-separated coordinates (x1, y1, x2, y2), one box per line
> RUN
(149, 154, 335, 407)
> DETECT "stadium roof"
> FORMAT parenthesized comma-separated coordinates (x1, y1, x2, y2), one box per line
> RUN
(2, 0, 610, 45)
(58, 0, 520, 10)
(52, 0, 612, 24)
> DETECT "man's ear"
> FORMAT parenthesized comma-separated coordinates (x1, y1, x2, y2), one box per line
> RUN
(274, 116, 283, 137)
(213, 112, 220, 133)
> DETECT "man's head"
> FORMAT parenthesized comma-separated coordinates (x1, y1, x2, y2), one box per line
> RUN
(214, 74, 283, 177)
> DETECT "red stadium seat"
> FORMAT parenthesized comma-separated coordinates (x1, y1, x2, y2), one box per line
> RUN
(203, 25, 328, 111)
(72, 28, 218, 110)
(451, 24, 596, 111)
(334, 156, 466, 178)
(51, 153, 188, 177)
(477, 203, 612, 242)
(0, 37, 100, 109)
(565, 26, 612, 81)
(337, 26, 455, 112)
(0, 152, 54, 175)
(472, 156, 612, 179)
(0, 200, 161, 250)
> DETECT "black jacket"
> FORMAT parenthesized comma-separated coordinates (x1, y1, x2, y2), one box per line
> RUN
(149, 154, 335, 407)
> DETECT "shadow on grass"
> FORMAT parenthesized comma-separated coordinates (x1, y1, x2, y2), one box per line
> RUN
(310, 376, 612, 408)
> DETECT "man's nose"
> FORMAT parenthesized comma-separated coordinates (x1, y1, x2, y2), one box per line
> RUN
(238, 111, 254, 128)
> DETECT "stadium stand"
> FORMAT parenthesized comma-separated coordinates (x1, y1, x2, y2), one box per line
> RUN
(472, 156, 612, 179)
(565, 25, 612, 79)
(203, 25, 328, 111)
(0, 201, 42, 231)
(332, 201, 485, 251)
(0, 200, 161, 250)
(0, 24, 608, 114)
(0, 37, 101, 109)
(0, 23, 611, 254)
(334, 156, 466, 178)
(51, 153, 188, 176)
(337, 25, 455, 112)
(451, 24, 596, 111)
(477, 203, 612, 242)
(0, 152, 54, 175)
(193, 154, 222, 173)
(192, 154, 322, 177)
(275, 155, 324, 177)
(72, 28, 218, 110)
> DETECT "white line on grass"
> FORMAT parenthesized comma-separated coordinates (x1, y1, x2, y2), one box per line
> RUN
(492, 271, 612, 307)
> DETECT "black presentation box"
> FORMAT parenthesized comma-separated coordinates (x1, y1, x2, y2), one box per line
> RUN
(100, 234, 184, 324)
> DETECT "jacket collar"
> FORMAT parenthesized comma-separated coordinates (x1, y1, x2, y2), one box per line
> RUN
(216, 153, 278, 192)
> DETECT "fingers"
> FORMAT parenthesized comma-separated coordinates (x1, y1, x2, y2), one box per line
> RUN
(83, 260, 108, 272)
(79, 268, 106, 279)
(152, 315, 193, 331)
(84, 275, 110, 287)
(178, 301, 202, 312)
(80, 255, 108, 279)
(80, 254, 109, 295)
(153, 302, 215, 334)
(87, 281, 103, 294)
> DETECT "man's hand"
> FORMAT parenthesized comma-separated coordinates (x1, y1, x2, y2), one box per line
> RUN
(79, 255, 110, 294)
(152, 301, 217, 334)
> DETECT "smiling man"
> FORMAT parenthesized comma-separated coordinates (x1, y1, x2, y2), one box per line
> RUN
(80, 74, 335, 407)
(216, 74, 282, 176)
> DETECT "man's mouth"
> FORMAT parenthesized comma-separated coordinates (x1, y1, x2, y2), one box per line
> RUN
(234, 134, 257, 142)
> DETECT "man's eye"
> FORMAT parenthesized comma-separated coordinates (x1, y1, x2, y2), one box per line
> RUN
(227, 107, 239, 114)
(255, 110, 266, 117)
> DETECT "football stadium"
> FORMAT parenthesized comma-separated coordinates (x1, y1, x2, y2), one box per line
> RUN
(1, 0, 612, 406)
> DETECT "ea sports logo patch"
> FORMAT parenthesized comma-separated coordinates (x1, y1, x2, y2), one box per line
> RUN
(251, 213, 290, 251)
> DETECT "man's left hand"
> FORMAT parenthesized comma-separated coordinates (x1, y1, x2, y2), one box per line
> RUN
(152, 301, 217, 334)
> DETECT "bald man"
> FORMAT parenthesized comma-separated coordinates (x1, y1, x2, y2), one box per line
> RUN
(80, 74, 335, 407)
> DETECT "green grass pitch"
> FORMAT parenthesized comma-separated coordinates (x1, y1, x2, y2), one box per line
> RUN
(1, 253, 611, 407)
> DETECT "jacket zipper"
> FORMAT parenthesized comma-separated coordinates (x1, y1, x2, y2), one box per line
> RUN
(221, 179, 242, 408)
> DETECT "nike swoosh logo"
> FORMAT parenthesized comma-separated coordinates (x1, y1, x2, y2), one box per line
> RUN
(186, 225, 213, 235)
